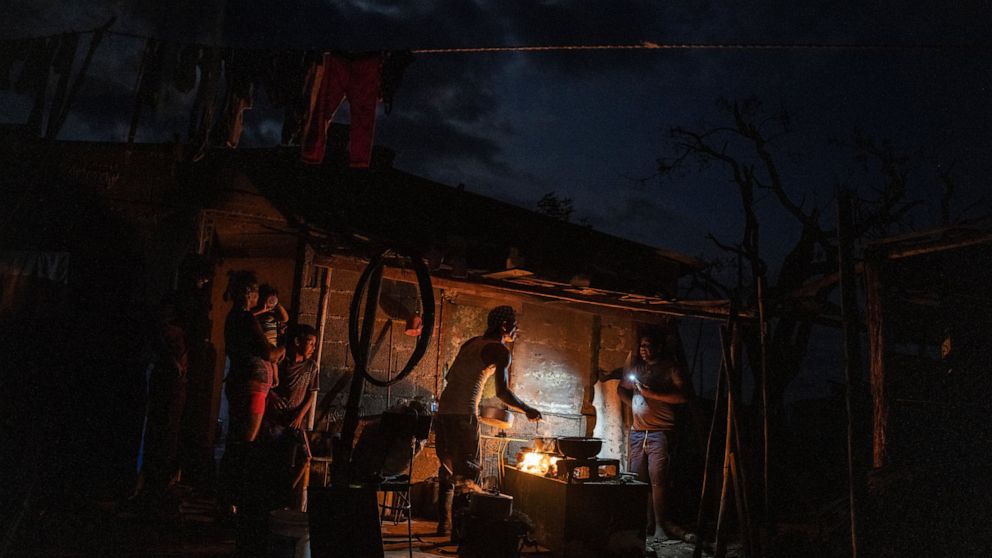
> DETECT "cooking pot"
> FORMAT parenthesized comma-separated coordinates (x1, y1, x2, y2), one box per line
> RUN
(478, 406, 513, 430)
(556, 437, 603, 459)
(532, 436, 559, 454)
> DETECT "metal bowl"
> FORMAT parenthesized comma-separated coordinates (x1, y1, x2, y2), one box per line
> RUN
(478, 406, 513, 429)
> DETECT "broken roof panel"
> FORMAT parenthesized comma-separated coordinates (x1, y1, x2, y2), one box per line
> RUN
(226, 148, 698, 299)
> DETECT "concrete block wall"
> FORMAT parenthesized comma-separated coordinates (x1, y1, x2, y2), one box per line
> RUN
(299, 260, 672, 482)
(595, 316, 637, 463)
(307, 270, 443, 423)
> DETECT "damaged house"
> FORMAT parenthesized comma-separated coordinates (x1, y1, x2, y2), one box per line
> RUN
(0, 130, 727, 556)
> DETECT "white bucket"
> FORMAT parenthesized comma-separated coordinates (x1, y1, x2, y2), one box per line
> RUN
(269, 509, 311, 558)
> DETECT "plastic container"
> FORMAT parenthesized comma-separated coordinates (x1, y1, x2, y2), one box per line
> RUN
(269, 509, 311, 558)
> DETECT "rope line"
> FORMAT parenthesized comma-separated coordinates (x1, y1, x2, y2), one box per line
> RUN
(2, 25, 988, 53)
(410, 40, 987, 53)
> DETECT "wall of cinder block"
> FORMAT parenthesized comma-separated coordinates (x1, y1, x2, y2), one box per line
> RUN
(299, 261, 672, 481)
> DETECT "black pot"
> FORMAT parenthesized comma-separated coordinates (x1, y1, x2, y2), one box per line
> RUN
(556, 437, 602, 459)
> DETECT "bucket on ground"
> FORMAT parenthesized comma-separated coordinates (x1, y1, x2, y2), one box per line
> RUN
(269, 508, 311, 558)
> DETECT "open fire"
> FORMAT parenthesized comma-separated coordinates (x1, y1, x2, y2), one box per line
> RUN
(517, 448, 622, 483)
(516, 449, 559, 476)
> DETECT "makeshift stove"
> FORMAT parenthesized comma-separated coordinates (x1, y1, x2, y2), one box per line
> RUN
(553, 457, 620, 483)
(503, 446, 648, 557)
(515, 439, 621, 483)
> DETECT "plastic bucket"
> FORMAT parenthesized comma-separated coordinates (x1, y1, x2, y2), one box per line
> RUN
(269, 509, 311, 558)
(308, 486, 383, 558)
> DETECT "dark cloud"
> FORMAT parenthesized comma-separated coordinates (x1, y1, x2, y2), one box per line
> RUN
(2, 0, 990, 266)
(380, 112, 508, 171)
(576, 191, 715, 255)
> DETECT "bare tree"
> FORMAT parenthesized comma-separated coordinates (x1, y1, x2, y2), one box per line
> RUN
(658, 97, 965, 447)
(536, 191, 575, 222)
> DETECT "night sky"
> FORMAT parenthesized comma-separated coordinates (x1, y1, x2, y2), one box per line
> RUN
(2, 0, 990, 264)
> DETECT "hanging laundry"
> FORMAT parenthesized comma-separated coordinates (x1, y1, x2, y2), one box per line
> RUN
(257, 49, 310, 145)
(155, 41, 181, 105)
(173, 44, 200, 94)
(138, 39, 169, 110)
(284, 51, 325, 146)
(379, 50, 414, 116)
(47, 26, 109, 141)
(16, 37, 56, 136)
(0, 39, 30, 91)
(46, 33, 78, 139)
(188, 47, 222, 161)
(259, 50, 303, 108)
(127, 38, 166, 145)
(213, 49, 258, 149)
(301, 51, 382, 168)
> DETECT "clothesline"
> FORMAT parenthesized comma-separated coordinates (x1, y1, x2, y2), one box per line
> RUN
(4, 19, 988, 167)
(2, 23, 988, 53)
(409, 41, 988, 53)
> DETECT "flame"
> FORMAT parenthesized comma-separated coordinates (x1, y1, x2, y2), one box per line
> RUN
(517, 450, 559, 475)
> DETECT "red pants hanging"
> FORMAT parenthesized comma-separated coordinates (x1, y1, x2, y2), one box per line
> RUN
(301, 53, 381, 168)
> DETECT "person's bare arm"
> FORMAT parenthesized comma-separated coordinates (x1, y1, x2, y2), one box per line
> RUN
(617, 381, 635, 405)
(483, 343, 542, 421)
(162, 325, 188, 376)
(290, 390, 318, 430)
(597, 366, 625, 383)
(634, 367, 689, 404)
(249, 315, 285, 362)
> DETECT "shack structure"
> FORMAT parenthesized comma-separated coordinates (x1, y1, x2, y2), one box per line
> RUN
(0, 132, 730, 497)
(860, 225, 992, 555)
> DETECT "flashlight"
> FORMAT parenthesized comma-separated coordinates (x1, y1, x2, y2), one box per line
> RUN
(627, 374, 637, 382)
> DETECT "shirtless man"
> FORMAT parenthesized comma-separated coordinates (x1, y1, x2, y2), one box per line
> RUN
(434, 305, 542, 536)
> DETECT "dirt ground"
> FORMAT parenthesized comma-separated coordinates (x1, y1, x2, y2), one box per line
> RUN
(3, 485, 740, 557)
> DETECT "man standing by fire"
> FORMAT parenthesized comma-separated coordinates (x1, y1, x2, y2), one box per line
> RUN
(435, 305, 543, 536)
(616, 333, 693, 544)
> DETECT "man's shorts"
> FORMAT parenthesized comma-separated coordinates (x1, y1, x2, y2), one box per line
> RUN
(434, 413, 481, 480)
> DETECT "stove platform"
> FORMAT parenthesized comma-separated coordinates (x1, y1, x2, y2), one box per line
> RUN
(502, 467, 648, 557)
(553, 457, 621, 483)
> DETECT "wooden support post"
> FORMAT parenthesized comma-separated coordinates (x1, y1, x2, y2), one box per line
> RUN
(756, 273, 771, 529)
(694, 325, 727, 558)
(728, 328, 754, 558)
(713, 398, 733, 558)
(309, 266, 331, 431)
(864, 257, 888, 469)
(289, 228, 311, 322)
(837, 190, 863, 558)
(730, 453, 751, 558)
(713, 323, 739, 558)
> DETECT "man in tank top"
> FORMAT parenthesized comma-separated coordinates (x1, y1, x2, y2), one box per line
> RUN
(434, 305, 542, 536)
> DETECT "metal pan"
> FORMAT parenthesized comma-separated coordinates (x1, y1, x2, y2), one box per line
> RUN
(478, 405, 513, 429)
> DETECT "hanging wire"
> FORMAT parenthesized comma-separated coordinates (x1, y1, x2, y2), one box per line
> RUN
(2, 23, 988, 53)
(410, 40, 989, 53)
